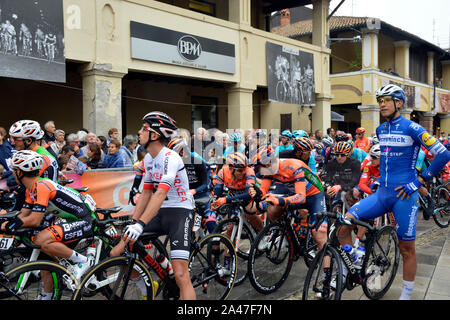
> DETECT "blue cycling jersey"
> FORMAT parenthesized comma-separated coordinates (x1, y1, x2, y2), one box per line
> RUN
(376, 115, 449, 188)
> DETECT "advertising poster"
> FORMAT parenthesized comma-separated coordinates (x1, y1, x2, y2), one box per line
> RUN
(0, 0, 65, 82)
(266, 41, 315, 106)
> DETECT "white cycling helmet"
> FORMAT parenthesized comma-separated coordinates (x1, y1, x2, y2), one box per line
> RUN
(11, 150, 44, 172)
(369, 144, 381, 158)
(375, 84, 405, 102)
(9, 120, 42, 139)
(321, 136, 334, 147)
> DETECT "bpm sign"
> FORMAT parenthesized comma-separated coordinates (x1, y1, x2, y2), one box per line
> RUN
(177, 35, 202, 61)
(130, 21, 235, 74)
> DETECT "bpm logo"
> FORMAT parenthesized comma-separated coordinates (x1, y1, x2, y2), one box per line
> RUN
(177, 35, 202, 61)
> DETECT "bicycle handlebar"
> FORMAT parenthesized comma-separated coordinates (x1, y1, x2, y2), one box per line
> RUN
(310, 211, 376, 233)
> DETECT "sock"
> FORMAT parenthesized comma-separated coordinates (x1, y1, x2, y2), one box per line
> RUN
(354, 237, 360, 248)
(323, 267, 331, 281)
(40, 290, 53, 300)
(69, 251, 88, 264)
(399, 280, 414, 300)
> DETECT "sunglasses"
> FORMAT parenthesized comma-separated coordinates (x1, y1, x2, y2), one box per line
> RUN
(335, 154, 347, 158)
(141, 124, 150, 132)
(231, 167, 245, 173)
(376, 96, 394, 104)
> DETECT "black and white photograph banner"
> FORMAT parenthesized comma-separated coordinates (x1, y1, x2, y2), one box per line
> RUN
(131, 21, 235, 74)
(266, 41, 315, 106)
(0, 0, 65, 82)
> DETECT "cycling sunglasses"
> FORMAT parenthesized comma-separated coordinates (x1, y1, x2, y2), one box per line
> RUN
(231, 167, 245, 173)
(376, 96, 394, 104)
(334, 153, 348, 158)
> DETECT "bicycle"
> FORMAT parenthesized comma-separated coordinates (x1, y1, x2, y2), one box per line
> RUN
(247, 203, 318, 294)
(72, 229, 237, 300)
(214, 199, 257, 286)
(302, 211, 400, 300)
(432, 181, 449, 228)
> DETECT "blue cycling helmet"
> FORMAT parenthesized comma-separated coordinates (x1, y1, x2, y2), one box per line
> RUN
(292, 130, 309, 138)
(281, 130, 292, 138)
(230, 132, 242, 143)
(376, 84, 405, 102)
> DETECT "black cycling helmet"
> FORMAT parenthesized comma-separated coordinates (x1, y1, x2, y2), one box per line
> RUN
(335, 134, 349, 142)
(142, 111, 177, 140)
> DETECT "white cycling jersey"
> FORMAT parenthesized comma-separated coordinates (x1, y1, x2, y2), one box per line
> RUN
(143, 146, 194, 210)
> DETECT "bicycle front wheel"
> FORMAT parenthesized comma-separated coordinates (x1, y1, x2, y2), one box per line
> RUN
(302, 246, 343, 300)
(361, 225, 399, 300)
(72, 256, 154, 301)
(433, 186, 450, 228)
(247, 221, 293, 294)
(189, 233, 237, 300)
(0, 260, 77, 300)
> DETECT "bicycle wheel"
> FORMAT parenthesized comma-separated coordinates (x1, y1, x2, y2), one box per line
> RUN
(0, 260, 77, 300)
(214, 217, 255, 286)
(189, 233, 237, 300)
(361, 225, 399, 300)
(433, 186, 450, 228)
(72, 256, 154, 301)
(302, 246, 343, 300)
(303, 228, 318, 268)
(247, 221, 293, 294)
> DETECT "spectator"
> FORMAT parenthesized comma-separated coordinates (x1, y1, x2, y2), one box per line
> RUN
(58, 156, 69, 172)
(81, 132, 105, 162)
(314, 129, 323, 141)
(326, 127, 336, 139)
(97, 135, 108, 154)
(86, 143, 104, 169)
(119, 135, 138, 167)
(43, 120, 56, 144)
(59, 145, 75, 160)
(50, 129, 66, 155)
(107, 128, 119, 147)
(0, 130, 13, 181)
(76, 130, 88, 148)
(66, 133, 84, 158)
(103, 140, 125, 168)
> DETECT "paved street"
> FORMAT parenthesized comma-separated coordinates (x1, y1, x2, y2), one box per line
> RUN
(226, 212, 450, 300)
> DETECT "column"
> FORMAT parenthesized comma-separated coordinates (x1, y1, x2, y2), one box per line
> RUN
(312, 0, 330, 49)
(80, 63, 127, 138)
(227, 85, 254, 130)
(312, 94, 332, 133)
(427, 51, 435, 86)
(439, 114, 450, 134)
(394, 40, 411, 79)
(358, 105, 380, 135)
(420, 111, 436, 133)
(361, 28, 379, 70)
(229, 0, 251, 25)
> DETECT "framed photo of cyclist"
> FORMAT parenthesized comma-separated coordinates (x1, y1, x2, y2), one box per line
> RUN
(0, 0, 65, 82)
(266, 41, 315, 106)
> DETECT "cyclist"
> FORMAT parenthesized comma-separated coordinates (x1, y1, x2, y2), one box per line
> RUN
(0, 150, 97, 299)
(281, 132, 317, 173)
(224, 132, 245, 157)
(248, 145, 328, 252)
(348, 140, 368, 163)
(354, 127, 371, 153)
(322, 141, 361, 209)
(118, 111, 196, 300)
(358, 144, 380, 196)
(167, 137, 215, 233)
(339, 84, 450, 300)
(275, 130, 294, 154)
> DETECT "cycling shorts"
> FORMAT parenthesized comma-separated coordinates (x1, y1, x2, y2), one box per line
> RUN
(44, 219, 93, 243)
(143, 208, 193, 261)
(348, 186, 419, 241)
(271, 184, 326, 224)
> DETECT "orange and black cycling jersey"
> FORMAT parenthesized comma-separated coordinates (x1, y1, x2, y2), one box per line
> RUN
(23, 177, 91, 221)
(213, 165, 256, 203)
(31, 145, 58, 182)
(259, 158, 322, 205)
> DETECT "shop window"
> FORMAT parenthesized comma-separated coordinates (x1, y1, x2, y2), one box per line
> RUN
(191, 96, 218, 130)
(189, 0, 216, 17)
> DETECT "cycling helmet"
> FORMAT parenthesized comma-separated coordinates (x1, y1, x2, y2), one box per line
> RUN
(250, 145, 275, 166)
(142, 111, 177, 139)
(356, 127, 366, 134)
(369, 144, 381, 158)
(321, 136, 334, 147)
(36, 129, 45, 140)
(376, 84, 405, 102)
(226, 152, 248, 168)
(229, 132, 242, 143)
(11, 150, 43, 172)
(371, 136, 379, 145)
(335, 134, 349, 142)
(253, 129, 267, 139)
(292, 130, 309, 138)
(347, 140, 354, 148)
(292, 137, 314, 152)
(167, 136, 188, 154)
(332, 141, 352, 155)
(281, 130, 292, 138)
(9, 120, 42, 139)
(314, 142, 324, 152)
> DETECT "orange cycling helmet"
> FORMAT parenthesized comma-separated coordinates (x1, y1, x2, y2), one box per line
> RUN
(356, 127, 366, 134)
(167, 136, 187, 153)
(226, 152, 248, 168)
(250, 145, 275, 166)
(292, 137, 314, 152)
(332, 141, 352, 155)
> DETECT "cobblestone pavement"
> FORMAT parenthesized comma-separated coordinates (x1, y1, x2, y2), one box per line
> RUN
(226, 211, 450, 300)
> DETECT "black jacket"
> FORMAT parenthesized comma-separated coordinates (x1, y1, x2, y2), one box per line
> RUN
(323, 157, 361, 191)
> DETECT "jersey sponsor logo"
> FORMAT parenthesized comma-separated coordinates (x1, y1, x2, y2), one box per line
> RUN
(379, 134, 413, 147)
(421, 132, 437, 146)
(409, 122, 421, 131)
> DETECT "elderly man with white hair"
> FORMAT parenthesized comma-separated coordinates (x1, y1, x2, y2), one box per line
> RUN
(43, 120, 56, 144)
(81, 132, 105, 162)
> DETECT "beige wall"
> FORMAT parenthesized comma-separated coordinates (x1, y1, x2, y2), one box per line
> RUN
(378, 34, 396, 73)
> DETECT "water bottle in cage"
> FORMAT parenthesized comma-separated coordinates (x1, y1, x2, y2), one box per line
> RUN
(156, 254, 174, 278)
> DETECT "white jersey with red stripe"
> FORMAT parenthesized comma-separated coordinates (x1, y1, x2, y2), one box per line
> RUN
(143, 146, 194, 210)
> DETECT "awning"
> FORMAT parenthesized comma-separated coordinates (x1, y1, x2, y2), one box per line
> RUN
(331, 111, 344, 122)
